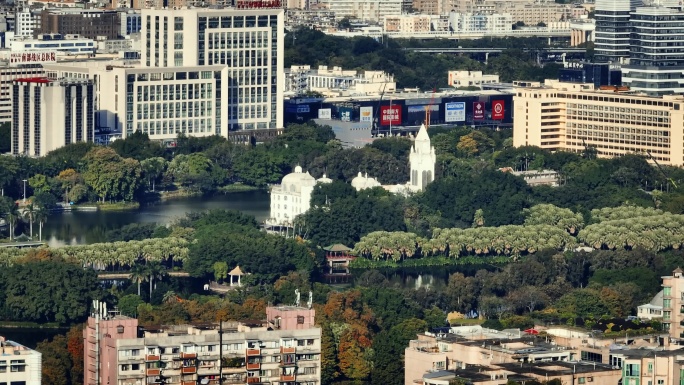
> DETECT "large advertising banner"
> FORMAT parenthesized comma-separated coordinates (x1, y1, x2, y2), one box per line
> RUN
(492, 100, 505, 120)
(339, 107, 353, 122)
(318, 108, 332, 119)
(445, 102, 466, 122)
(380, 105, 402, 126)
(473, 101, 485, 120)
(360, 106, 373, 123)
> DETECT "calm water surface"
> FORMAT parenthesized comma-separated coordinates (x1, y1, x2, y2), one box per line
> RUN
(41, 191, 270, 246)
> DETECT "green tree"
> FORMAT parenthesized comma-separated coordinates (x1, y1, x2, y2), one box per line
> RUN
(140, 157, 167, 192)
(83, 147, 142, 202)
(110, 131, 165, 160)
(118, 294, 144, 317)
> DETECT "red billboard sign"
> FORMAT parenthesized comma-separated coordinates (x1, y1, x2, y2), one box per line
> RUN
(473, 101, 485, 120)
(380, 105, 402, 126)
(492, 100, 505, 120)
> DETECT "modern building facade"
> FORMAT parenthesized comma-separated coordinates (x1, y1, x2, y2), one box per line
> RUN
(558, 62, 622, 88)
(44, 62, 229, 144)
(322, 0, 403, 23)
(0, 65, 45, 123)
(0, 336, 42, 385)
(35, 9, 122, 40)
(84, 306, 321, 385)
(594, 0, 641, 63)
(285, 65, 395, 97)
(10, 34, 96, 55)
(448, 12, 512, 34)
(141, 7, 284, 133)
(513, 80, 684, 166)
(11, 77, 94, 156)
(662, 268, 684, 340)
(621, 6, 684, 96)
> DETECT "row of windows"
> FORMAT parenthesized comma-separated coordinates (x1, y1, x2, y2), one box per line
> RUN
(135, 102, 213, 119)
(137, 120, 214, 136)
(135, 83, 214, 102)
(567, 129, 670, 144)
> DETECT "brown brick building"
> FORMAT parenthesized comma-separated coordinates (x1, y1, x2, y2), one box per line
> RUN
(35, 9, 121, 40)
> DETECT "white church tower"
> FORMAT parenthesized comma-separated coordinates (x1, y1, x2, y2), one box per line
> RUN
(409, 124, 436, 191)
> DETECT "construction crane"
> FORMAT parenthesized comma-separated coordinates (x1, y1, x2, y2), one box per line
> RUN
(647, 150, 678, 189)
(424, 88, 436, 129)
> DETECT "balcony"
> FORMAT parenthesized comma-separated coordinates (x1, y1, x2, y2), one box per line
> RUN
(296, 346, 321, 354)
(246, 362, 261, 370)
(182, 381, 196, 385)
(246, 349, 261, 356)
(181, 366, 197, 374)
(222, 367, 246, 374)
(146, 355, 161, 361)
(247, 377, 262, 384)
(146, 368, 161, 376)
(281, 374, 296, 381)
(181, 352, 197, 359)
(224, 374, 248, 384)
(280, 360, 296, 367)
(280, 347, 296, 354)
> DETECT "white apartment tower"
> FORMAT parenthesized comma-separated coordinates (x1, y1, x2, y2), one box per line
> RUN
(141, 8, 284, 132)
(11, 77, 94, 156)
(0, 336, 42, 385)
(594, 0, 642, 63)
(409, 124, 436, 191)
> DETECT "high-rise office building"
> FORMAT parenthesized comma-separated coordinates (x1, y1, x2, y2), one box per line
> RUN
(621, 6, 684, 96)
(594, 0, 642, 63)
(11, 77, 94, 156)
(141, 8, 284, 133)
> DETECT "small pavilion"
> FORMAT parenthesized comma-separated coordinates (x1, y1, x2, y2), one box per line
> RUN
(228, 266, 244, 287)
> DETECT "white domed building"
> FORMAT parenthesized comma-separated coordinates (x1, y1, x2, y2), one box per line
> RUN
(268, 166, 331, 226)
(351, 172, 381, 191)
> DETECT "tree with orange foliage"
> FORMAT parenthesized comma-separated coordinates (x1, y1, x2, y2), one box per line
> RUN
(337, 326, 372, 381)
(67, 325, 85, 385)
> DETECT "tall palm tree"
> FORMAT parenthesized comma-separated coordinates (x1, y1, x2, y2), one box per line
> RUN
(6, 203, 19, 241)
(23, 203, 36, 239)
(146, 261, 167, 301)
(34, 205, 49, 242)
(129, 263, 148, 297)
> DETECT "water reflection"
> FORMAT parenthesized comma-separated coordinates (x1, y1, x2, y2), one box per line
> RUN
(41, 191, 270, 246)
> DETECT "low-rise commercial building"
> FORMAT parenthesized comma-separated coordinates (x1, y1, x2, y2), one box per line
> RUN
(513, 80, 684, 166)
(0, 336, 42, 385)
(448, 70, 499, 89)
(11, 77, 94, 156)
(10, 34, 96, 55)
(286, 65, 395, 97)
(84, 305, 321, 385)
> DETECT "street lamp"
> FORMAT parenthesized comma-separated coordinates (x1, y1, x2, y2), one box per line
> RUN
(22, 179, 27, 203)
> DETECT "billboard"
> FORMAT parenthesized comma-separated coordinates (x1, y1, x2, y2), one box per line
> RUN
(380, 105, 402, 126)
(492, 100, 505, 120)
(445, 102, 466, 122)
(407, 105, 439, 114)
(318, 108, 331, 119)
(473, 101, 485, 120)
(9, 51, 56, 64)
(286, 105, 310, 114)
(339, 107, 353, 122)
(359, 106, 373, 123)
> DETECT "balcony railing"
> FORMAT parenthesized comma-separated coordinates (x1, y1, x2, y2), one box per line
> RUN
(146, 354, 161, 361)
(146, 368, 161, 376)
(246, 362, 261, 370)
(280, 347, 296, 354)
(246, 349, 261, 356)
(247, 377, 262, 384)
(181, 352, 197, 359)
(281, 374, 296, 381)
(181, 366, 197, 374)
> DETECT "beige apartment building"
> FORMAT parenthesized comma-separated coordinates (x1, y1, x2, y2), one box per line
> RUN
(663, 268, 684, 341)
(383, 14, 431, 33)
(513, 80, 684, 166)
(84, 305, 321, 385)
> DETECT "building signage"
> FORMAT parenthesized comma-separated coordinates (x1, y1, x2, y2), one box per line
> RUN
(359, 106, 373, 123)
(380, 105, 402, 125)
(492, 100, 505, 120)
(473, 101, 485, 120)
(407, 105, 439, 114)
(339, 107, 353, 122)
(445, 102, 466, 122)
(318, 108, 332, 120)
(10, 51, 56, 64)
(286, 105, 310, 114)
